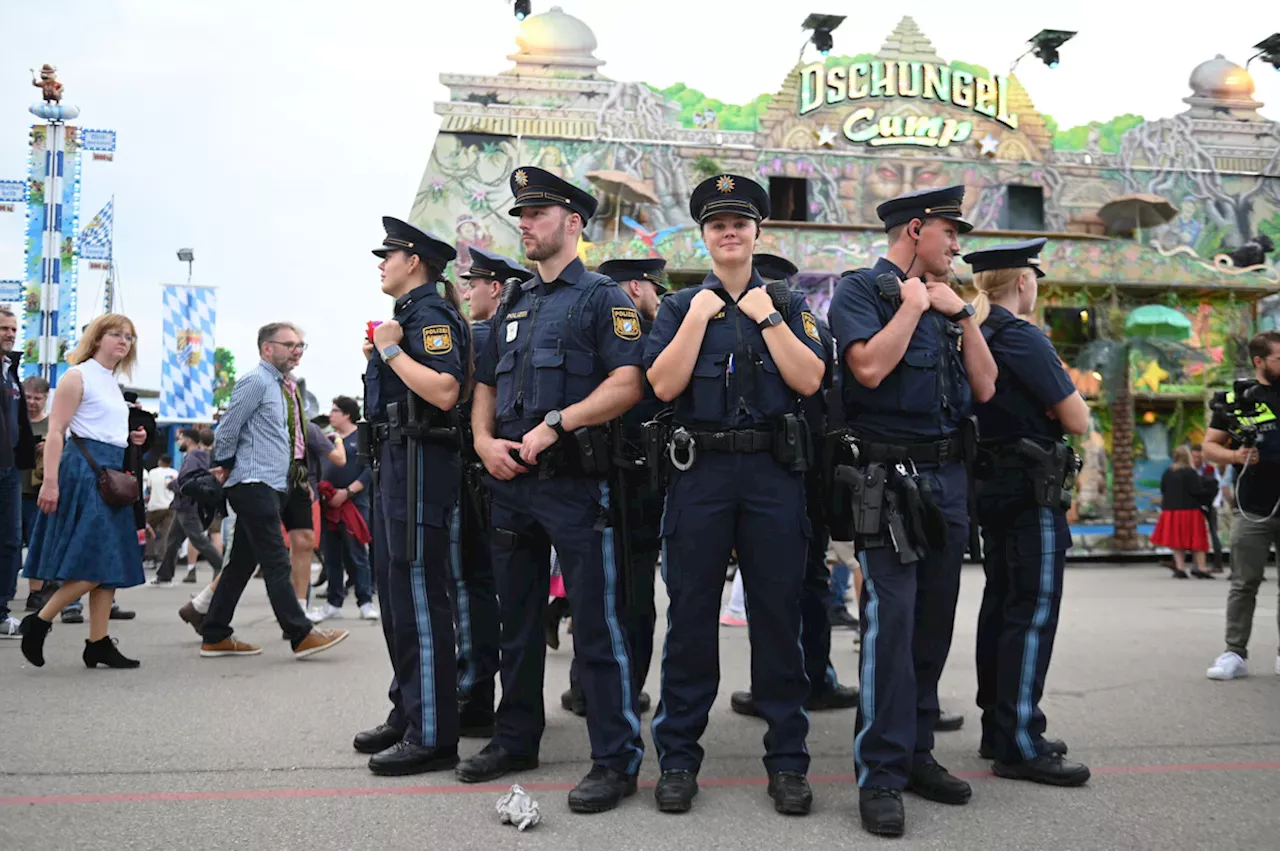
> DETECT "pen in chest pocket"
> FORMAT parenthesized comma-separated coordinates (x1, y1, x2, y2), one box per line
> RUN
(726, 353, 734, 391)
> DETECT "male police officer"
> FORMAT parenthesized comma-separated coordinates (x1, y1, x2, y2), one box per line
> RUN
(460, 166, 646, 814)
(354, 217, 471, 775)
(558, 257, 669, 717)
(448, 247, 533, 736)
(827, 186, 997, 837)
(729, 253, 859, 718)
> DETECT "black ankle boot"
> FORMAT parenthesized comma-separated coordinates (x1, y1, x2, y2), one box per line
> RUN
(83, 636, 140, 669)
(20, 614, 51, 667)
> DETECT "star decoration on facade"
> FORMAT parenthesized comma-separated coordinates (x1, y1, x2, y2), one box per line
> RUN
(979, 134, 1000, 157)
(815, 125, 837, 147)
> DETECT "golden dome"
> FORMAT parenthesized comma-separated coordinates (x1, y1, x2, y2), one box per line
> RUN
(505, 6, 604, 78)
(1188, 55, 1255, 101)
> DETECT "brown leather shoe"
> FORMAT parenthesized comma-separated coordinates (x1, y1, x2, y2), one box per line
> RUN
(178, 601, 205, 635)
(200, 636, 262, 657)
(294, 627, 348, 659)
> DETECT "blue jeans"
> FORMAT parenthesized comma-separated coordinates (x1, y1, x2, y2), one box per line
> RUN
(0, 466, 21, 618)
(322, 512, 373, 608)
(829, 560, 851, 610)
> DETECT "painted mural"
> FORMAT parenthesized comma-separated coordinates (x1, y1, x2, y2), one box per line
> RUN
(412, 8, 1280, 524)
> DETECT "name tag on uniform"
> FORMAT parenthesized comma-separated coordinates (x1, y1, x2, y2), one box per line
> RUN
(712, 311, 726, 320)
(506, 321, 519, 343)
(507, 310, 529, 320)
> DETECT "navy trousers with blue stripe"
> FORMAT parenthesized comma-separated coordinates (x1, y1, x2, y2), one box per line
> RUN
(449, 481, 500, 710)
(800, 463, 841, 698)
(976, 483, 1069, 763)
(854, 461, 968, 789)
(487, 474, 644, 775)
(653, 452, 811, 775)
(375, 442, 459, 750)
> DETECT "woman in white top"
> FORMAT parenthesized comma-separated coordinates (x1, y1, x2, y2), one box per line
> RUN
(21, 314, 148, 669)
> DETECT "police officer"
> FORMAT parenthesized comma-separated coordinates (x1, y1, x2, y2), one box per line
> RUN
(729, 253, 859, 719)
(646, 176, 826, 816)
(460, 166, 646, 814)
(560, 257, 669, 718)
(827, 186, 997, 837)
(351, 217, 470, 776)
(966, 238, 1091, 787)
(450, 247, 533, 736)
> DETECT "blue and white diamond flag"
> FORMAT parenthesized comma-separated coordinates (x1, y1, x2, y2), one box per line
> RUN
(78, 199, 113, 261)
(160, 285, 216, 420)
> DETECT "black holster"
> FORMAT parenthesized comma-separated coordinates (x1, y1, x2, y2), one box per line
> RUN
(773, 413, 811, 473)
(1018, 439, 1078, 511)
(959, 415, 982, 560)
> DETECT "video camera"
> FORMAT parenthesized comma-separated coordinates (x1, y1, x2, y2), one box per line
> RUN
(1210, 379, 1264, 448)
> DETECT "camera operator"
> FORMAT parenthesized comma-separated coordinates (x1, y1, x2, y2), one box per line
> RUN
(1202, 331, 1280, 681)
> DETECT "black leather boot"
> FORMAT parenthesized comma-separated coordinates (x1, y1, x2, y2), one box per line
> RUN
(368, 741, 459, 776)
(730, 690, 761, 717)
(935, 711, 965, 732)
(82, 636, 140, 669)
(455, 743, 539, 783)
(654, 769, 698, 813)
(906, 760, 971, 805)
(568, 765, 636, 814)
(806, 683, 859, 711)
(20, 614, 51, 667)
(353, 723, 403, 754)
(766, 771, 813, 815)
(859, 787, 905, 837)
(980, 737, 1067, 760)
(993, 753, 1090, 787)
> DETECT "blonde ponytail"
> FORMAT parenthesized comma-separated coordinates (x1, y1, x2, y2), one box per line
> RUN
(971, 268, 1025, 326)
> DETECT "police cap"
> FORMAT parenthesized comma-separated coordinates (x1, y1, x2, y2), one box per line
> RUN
(598, 258, 668, 291)
(876, 185, 973, 234)
(461, 246, 533, 283)
(963, 237, 1047, 278)
(689, 174, 770, 223)
(372, 216, 457, 267)
(752, 253, 798, 282)
(508, 165, 598, 222)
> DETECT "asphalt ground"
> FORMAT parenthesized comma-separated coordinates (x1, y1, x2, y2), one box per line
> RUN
(2, 563, 1278, 850)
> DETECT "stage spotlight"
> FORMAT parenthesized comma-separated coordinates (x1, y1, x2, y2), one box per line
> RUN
(802, 13, 845, 58)
(1030, 29, 1076, 69)
(1250, 33, 1280, 70)
(513, 0, 531, 21)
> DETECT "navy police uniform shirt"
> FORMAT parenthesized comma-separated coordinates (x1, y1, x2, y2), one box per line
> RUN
(476, 258, 643, 442)
(364, 283, 470, 422)
(829, 257, 972, 440)
(644, 271, 826, 430)
(975, 304, 1078, 445)
(471, 317, 492, 356)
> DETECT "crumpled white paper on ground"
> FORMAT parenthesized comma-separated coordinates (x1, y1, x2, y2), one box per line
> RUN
(496, 784, 542, 831)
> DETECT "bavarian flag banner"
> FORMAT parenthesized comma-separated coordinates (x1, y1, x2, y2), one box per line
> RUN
(160, 285, 216, 420)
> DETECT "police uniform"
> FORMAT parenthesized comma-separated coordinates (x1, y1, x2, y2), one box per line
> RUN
(356, 217, 469, 775)
(968, 239, 1089, 786)
(729, 253, 859, 718)
(459, 166, 645, 813)
(827, 186, 976, 832)
(647, 176, 825, 815)
(450, 246, 532, 734)
(562, 257, 670, 716)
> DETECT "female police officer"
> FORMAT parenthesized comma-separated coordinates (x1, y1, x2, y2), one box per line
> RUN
(352, 217, 470, 776)
(967, 238, 1092, 787)
(645, 174, 826, 816)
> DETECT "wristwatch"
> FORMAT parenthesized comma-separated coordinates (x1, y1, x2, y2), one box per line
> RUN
(948, 304, 976, 323)
(379, 344, 403, 362)
(758, 311, 784, 331)
(544, 409, 567, 438)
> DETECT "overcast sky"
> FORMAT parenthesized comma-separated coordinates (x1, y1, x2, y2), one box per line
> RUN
(1, 0, 1277, 407)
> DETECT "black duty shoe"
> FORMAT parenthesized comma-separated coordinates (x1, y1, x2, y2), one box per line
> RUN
(455, 742, 539, 783)
(979, 737, 1068, 760)
(368, 741, 459, 776)
(859, 787, 905, 837)
(560, 687, 587, 717)
(458, 702, 496, 739)
(637, 691, 652, 714)
(766, 771, 813, 815)
(654, 769, 698, 813)
(353, 723, 404, 755)
(61, 608, 84, 624)
(935, 711, 965, 732)
(830, 606, 859, 629)
(993, 753, 1091, 787)
(568, 765, 637, 814)
(109, 603, 136, 620)
(906, 760, 971, 805)
(730, 690, 761, 717)
(20, 614, 52, 667)
(807, 683, 860, 711)
(82, 636, 140, 669)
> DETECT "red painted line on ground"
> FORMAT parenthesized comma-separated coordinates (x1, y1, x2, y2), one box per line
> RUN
(3, 761, 1278, 807)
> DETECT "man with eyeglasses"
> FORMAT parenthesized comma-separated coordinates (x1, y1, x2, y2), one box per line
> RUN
(197, 322, 348, 660)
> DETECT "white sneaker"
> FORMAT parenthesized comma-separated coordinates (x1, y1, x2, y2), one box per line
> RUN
(1206, 651, 1249, 680)
(0, 616, 22, 638)
(359, 602, 380, 620)
(306, 603, 343, 624)
(148, 579, 174, 588)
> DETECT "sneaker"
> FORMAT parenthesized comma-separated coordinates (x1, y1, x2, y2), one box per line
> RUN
(148, 579, 175, 588)
(1206, 651, 1248, 680)
(719, 613, 747, 627)
(200, 637, 263, 657)
(61, 607, 84, 624)
(359, 602, 380, 620)
(0, 616, 22, 639)
(294, 627, 349, 659)
(307, 603, 343, 624)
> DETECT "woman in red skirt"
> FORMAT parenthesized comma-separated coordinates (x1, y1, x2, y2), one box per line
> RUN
(1151, 445, 1215, 579)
